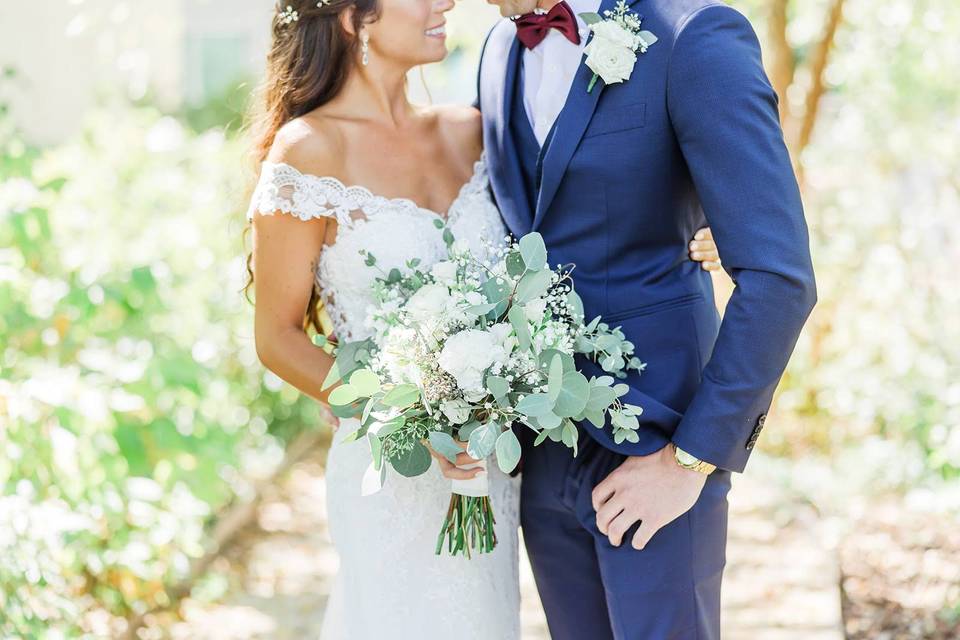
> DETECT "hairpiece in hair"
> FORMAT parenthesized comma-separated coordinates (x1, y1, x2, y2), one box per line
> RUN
(278, 5, 300, 25)
(317, 0, 333, 5)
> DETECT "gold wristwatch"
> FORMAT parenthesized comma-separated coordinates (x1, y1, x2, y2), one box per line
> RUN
(672, 443, 716, 474)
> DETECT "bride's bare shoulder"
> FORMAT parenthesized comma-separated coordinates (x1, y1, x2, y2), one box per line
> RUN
(266, 114, 346, 177)
(425, 104, 483, 164)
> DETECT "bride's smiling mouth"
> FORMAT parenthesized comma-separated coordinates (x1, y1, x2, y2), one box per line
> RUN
(425, 23, 446, 39)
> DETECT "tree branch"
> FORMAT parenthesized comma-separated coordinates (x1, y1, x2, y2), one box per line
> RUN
(767, 0, 795, 128)
(795, 0, 846, 155)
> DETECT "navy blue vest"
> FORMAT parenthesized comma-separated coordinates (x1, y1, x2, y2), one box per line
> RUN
(509, 57, 557, 226)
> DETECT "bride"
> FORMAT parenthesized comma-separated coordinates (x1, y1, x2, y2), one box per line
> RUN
(243, 0, 721, 637)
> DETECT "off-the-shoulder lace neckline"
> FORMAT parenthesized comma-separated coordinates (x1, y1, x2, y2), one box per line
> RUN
(260, 150, 487, 223)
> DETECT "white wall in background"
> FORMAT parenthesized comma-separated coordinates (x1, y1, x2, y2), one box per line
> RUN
(0, 0, 498, 146)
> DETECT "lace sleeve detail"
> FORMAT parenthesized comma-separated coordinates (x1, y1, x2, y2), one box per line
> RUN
(246, 162, 364, 226)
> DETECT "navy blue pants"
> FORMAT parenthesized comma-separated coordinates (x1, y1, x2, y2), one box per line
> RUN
(520, 432, 732, 640)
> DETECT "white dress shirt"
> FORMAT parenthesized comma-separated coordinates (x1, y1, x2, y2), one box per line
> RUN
(521, 0, 602, 145)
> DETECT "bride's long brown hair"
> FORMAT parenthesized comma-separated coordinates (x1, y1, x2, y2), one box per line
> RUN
(241, 0, 380, 334)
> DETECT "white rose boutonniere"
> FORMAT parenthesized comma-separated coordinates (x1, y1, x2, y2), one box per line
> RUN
(580, 0, 658, 92)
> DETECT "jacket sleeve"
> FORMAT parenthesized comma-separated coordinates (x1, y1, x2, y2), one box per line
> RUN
(666, 5, 817, 472)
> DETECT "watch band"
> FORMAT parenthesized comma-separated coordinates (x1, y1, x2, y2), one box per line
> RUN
(673, 443, 716, 474)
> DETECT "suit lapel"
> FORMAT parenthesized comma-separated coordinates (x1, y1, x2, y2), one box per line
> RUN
(484, 31, 534, 237)
(531, 0, 644, 232)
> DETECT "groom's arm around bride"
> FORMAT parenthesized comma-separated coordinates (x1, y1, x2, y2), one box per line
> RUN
(592, 3, 817, 551)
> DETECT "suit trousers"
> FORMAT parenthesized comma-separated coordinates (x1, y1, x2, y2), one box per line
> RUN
(520, 430, 733, 640)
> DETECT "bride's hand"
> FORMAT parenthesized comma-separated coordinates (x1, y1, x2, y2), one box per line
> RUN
(689, 227, 721, 272)
(427, 440, 485, 481)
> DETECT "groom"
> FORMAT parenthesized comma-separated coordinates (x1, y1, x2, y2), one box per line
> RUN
(472, 0, 817, 637)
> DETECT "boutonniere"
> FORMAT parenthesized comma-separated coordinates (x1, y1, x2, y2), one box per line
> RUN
(579, 1, 658, 93)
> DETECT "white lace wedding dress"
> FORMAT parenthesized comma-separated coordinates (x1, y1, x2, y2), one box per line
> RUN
(246, 152, 522, 640)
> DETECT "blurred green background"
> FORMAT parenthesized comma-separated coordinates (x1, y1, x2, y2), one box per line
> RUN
(1, 0, 957, 638)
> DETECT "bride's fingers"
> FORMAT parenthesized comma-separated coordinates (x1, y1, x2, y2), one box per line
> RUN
(454, 451, 481, 465)
(694, 226, 713, 241)
(435, 455, 484, 480)
(700, 260, 720, 271)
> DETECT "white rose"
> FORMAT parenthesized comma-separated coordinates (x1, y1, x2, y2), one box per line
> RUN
(406, 284, 452, 325)
(583, 29, 638, 86)
(524, 298, 548, 323)
(464, 291, 485, 306)
(591, 20, 640, 49)
(440, 398, 472, 425)
(437, 329, 509, 394)
(430, 260, 458, 284)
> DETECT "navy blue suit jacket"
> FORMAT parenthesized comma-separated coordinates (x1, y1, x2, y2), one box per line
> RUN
(477, 0, 817, 473)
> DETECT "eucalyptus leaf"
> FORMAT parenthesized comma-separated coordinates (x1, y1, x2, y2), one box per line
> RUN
(614, 383, 630, 397)
(547, 354, 564, 403)
(516, 393, 555, 417)
(506, 251, 526, 277)
(638, 30, 659, 46)
(321, 360, 344, 391)
(586, 385, 618, 412)
(368, 432, 383, 470)
(585, 410, 606, 429)
(373, 416, 406, 439)
(349, 369, 381, 397)
(328, 384, 359, 407)
(538, 348, 575, 373)
(467, 302, 498, 316)
(602, 354, 622, 373)
(361, 396, 377, 425)
(390, 441, 432, 477)
(361, 461, 386, 496)
(508, 305, 532, 352)
(458, 420, 482, 440)
(537, 411, 562, 429)
(579, 11, 602, 24)
(561, 421, 579, 454)
(534, 429, 551, 446)
(428, 431, 462, 464)
(467, 421, 499, 459)
(381, 384, 420, 408)
(495, 429, 522, 473)
(567, 289, 584, 320)
(554, 371, 590, 418)
(519, 233, 548, 271)
(622, 403, 644, 416)
(485, 375, 510, 402)
(329, 398, 364, 418)
(515, 269, 553, 304)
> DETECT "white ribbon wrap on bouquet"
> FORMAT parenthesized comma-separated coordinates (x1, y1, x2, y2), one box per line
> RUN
(449, 457, 489, 497)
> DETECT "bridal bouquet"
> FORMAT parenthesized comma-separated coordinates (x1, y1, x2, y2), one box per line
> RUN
(320, 224, 645, 557)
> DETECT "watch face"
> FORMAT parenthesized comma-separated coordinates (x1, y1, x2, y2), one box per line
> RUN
(675, 448, 698, 466)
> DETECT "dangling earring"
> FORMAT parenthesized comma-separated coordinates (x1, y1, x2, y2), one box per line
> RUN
(361, 32, 370, 66)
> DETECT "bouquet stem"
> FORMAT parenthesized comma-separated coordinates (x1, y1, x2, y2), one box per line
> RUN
(435, 493, 498, 558)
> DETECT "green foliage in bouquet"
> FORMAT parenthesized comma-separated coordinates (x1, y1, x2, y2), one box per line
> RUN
(320, 227, 646, 556)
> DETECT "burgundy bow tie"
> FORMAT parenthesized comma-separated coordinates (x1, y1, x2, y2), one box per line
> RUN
(513, 1, 581, 50)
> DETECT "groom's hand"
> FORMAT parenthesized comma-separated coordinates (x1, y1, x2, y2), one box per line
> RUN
(592, 444, 707, 550)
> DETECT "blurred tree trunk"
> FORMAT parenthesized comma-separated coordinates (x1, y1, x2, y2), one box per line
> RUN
(713, 0, 846, 373)
(765, 0, 847, 180)
(765, 0, 847, 408)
